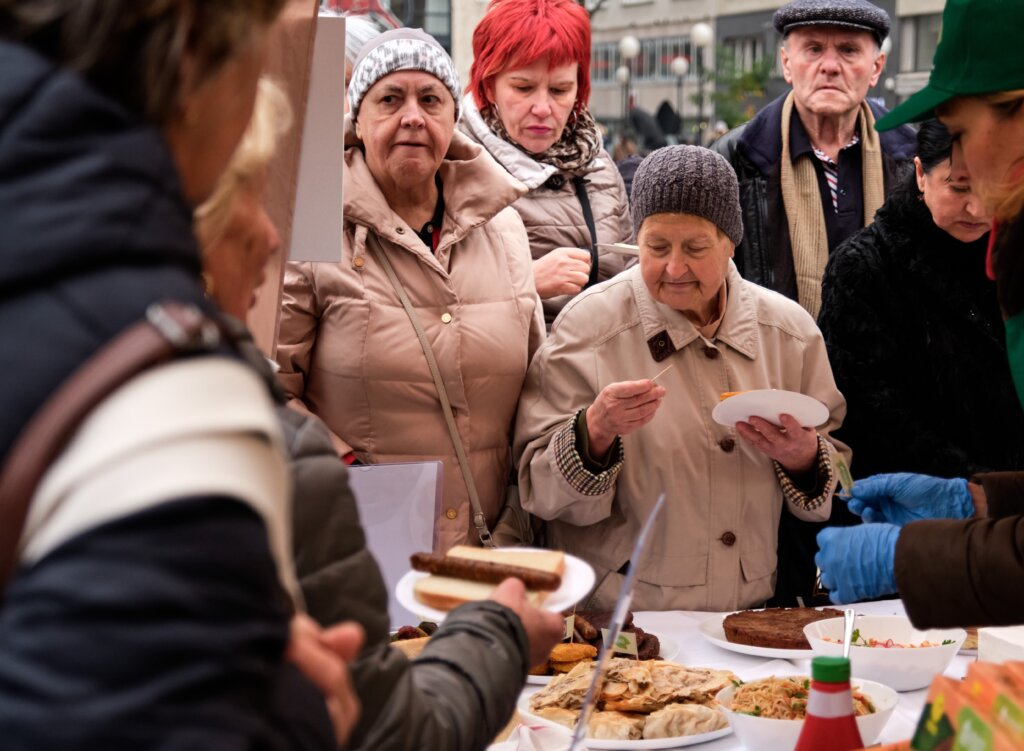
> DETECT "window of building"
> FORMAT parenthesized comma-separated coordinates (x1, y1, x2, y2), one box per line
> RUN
(592, 36, 698, 83)
(913, 13, 942, 72)
(723, 35, 766, 73)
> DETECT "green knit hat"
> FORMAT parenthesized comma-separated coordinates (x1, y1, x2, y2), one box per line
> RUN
(876, 0, 1024, 131)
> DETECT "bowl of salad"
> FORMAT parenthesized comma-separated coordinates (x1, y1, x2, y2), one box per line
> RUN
(804, 615, 966, 691)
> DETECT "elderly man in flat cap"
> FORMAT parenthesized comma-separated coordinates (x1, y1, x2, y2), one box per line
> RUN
(714, 0, 915, 318)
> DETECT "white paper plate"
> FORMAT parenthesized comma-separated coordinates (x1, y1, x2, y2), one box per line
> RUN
(395, 549, 596, 623)
(517, 694, 733, 749)
(525, 635, 681, 686)
(711, 389, 829, 429)
(698, 613, 816, 660)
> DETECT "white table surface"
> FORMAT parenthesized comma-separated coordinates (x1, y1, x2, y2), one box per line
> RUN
(510, 600, 972, 750)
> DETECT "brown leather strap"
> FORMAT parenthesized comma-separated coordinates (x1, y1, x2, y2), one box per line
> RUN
(0, 302, 222, 598)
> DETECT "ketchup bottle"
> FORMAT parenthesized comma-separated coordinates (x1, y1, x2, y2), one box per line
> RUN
(794, 656, 864, 751)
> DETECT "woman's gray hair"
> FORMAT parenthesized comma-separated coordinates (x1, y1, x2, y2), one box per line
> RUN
(317, 9, 382, 66)
(0, 0, 287, 126)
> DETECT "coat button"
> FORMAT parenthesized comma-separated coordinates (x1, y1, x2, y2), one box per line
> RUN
(441, 312, 453, 324)
(703, 347, 719, 359)
(396, 227, 405, 234)
(352, 257, 365, 269)
(720, 531, 737, 546)
(719, 438, 735, 452)
(445, 508, 458, 520)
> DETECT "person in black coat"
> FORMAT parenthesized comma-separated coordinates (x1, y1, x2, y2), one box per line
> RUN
(819, 119, 1024, 481)
(814, 0, 1024, 628)
(0, 3, 359, 748)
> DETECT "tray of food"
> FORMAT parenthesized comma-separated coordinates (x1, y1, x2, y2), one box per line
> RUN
(395, 546, 595, 622)
(519, 657, 734, 748)
(699, 606, 844, 659)
(527, 609, 679, 685)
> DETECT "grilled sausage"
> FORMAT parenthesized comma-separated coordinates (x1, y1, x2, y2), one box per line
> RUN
(410, 552, 562, 591)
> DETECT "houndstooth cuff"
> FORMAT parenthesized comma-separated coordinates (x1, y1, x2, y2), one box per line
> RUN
(773, 434, 835, 512)
(552, 409, 624, 496)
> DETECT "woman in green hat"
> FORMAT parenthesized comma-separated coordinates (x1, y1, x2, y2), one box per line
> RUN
(814, 0, 1024, 628)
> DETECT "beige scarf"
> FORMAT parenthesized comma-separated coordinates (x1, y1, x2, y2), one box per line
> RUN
(780, 91, 885, 318)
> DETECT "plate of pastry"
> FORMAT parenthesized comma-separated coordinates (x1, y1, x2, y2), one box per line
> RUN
(518, 657, 734, 748)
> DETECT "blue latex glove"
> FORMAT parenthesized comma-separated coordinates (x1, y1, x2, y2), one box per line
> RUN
(815, 524, 899, 604)
(844, 473, 974, 527)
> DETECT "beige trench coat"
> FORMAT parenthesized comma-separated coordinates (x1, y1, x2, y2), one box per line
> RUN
(459, 96, 634, 326)
(514, 263, 850, 611)
(277, 124, 544, 553)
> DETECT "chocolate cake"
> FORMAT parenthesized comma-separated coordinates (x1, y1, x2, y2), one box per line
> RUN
(722, 607, 843, 650)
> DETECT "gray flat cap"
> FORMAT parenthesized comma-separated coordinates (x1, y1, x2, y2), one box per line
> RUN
(773, 0, 889, 45)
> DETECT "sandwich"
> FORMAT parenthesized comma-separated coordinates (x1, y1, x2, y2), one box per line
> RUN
(411, 545, 565, 611)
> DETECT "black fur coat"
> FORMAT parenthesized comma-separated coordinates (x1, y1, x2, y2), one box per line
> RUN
(819, 177, 1024, 480)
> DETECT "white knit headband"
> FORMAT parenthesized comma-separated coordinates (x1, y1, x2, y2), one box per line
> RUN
(348, 36, 462, 120)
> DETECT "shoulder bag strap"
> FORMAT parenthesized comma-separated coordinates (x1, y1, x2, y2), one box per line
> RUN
(572, 175, 601, 289)
(366, 234, 495, 548)
(0, 302, 224, 599)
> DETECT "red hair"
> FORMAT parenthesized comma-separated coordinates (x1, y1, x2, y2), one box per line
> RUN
(469, 0, 592, 114)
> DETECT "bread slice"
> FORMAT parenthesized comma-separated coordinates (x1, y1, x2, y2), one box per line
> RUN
(447, 545, 566, 577)
(413, 546, 566, 612)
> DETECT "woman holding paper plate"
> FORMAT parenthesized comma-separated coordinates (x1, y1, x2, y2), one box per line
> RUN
(460, 0, 633, 327)
(514, 145, 850, 612)
(275, 29, 544, 554)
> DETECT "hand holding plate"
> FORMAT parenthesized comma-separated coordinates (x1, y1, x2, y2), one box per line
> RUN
(736, 413, 817, 473)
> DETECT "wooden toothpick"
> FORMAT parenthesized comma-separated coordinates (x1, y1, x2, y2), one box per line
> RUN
(650, 363, 675, 383)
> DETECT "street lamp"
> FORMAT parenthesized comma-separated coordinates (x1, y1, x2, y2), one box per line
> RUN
(691, 21, 713, 145)
(670, 56, 689, 139)
(618, 35, 640, 132)
(615, 64, 631, 128)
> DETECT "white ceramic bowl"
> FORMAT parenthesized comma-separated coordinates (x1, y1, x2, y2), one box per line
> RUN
(804, 615, 966, 692)
(715, 677, 897, 751)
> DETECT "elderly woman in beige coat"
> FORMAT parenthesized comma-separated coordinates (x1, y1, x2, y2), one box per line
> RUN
(514, 146, 850, 612)
(276, 29, 544, 553)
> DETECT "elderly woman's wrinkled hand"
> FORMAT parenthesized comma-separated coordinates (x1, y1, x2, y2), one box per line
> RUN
(735, 413, 817, 474)
(532, 247, 593, 299)
(585, 379, 666, 456)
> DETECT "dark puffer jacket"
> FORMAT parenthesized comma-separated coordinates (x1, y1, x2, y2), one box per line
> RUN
(281, 404, 531, 751)
(819, 176, 1024, 480)
(0, 41, 331, 749)
(712, 94, 916, 301)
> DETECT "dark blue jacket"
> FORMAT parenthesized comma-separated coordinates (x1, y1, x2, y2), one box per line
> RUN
(712, 93, 917, 301)
(0, 41, 332, 749)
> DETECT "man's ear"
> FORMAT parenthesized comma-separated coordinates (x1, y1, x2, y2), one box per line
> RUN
(780, 45, 793, 85)
(869, 51, 886, 88)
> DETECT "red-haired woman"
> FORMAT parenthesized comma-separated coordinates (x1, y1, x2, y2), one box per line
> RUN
(462, 0, 633, 326)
